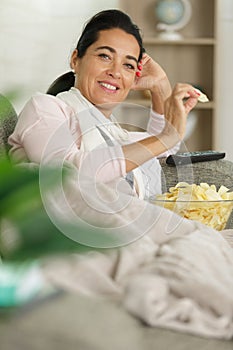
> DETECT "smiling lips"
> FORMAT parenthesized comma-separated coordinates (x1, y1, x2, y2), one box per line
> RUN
(99, 81, 119, 91)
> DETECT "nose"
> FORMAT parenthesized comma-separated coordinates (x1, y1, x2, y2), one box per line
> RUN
(106, 61, 121, 79)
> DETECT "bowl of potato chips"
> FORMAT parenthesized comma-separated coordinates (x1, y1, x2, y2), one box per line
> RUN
(151, 182, 233, 231)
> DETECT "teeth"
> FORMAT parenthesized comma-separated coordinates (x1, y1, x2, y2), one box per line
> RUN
(100, 82, 117, 90)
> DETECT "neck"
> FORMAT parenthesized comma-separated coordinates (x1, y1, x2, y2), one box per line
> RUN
(94, 99, 119, 118)
(95, 104, 113, 119)
(71, 87, 115, 118)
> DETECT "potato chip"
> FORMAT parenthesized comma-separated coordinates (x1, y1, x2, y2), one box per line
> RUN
(195, 88, 209, 103)
(152, 182, 233, 230)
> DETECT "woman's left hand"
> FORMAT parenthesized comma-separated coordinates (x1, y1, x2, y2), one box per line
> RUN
(131, 53, 172, 114)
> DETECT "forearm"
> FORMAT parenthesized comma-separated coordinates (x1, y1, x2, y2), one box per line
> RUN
(122, 135, 168, 172)
(123, 83, 200, 173)
(147, 110, 181, 157)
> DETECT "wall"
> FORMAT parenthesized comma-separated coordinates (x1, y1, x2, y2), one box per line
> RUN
(215, 0, 233, 161)
(0, 0, 118, 111)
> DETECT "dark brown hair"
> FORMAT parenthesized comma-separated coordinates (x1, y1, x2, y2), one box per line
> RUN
(76, 9, 144, 60)
(47, 9, 144, 95)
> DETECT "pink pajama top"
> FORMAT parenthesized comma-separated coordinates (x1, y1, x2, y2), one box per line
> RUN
(8, 88, 180, 197)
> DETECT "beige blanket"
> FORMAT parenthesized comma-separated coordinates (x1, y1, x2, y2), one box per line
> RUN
(41, 165, 233, 340)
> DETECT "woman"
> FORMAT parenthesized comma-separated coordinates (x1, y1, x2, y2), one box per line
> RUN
(9, 9, 200, 201)
(7, 12, 233, 332)
(8, 9, 206, 246)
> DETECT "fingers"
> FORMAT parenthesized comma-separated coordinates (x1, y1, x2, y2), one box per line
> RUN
(184, 95, 199, 113)
(162, 83, 200, 142)
(136, 60, 143, 77)
(140, 52, 150, 64)
(184, 86, 200, 113)
(171, 83, 200, 112)
(171, 83, 200, 100)
(136, 54, 151, 77)
(136, 53, 148, 77)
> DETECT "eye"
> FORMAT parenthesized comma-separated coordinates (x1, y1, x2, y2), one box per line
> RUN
(98, 53, 111, 60)
(124, 63, 136, 70)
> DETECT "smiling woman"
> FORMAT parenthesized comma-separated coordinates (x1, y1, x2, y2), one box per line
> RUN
(8, 9, 201, 243)
(70, 28, 140, 114)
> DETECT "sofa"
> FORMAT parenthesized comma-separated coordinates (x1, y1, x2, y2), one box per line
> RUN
(1, 94, 233, 349)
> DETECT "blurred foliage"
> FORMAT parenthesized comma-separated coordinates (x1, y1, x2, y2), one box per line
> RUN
(0, 156, 92, 261)
(0, 90, 23, 125)
(0, 89, 22, 105)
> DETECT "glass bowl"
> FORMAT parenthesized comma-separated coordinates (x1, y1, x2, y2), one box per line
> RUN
(151, 198, 233, 231)
(150, 182, 233, 231)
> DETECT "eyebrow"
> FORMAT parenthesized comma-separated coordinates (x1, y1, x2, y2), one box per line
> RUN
(95, 46, 138, 64)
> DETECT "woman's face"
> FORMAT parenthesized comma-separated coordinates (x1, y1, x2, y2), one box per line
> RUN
(71, 28, 140, 117)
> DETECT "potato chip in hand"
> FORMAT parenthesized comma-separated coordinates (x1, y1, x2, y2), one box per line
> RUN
(195, 88, 209, 103)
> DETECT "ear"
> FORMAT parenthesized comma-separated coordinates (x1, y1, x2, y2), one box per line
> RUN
(70, 49, 79, 71)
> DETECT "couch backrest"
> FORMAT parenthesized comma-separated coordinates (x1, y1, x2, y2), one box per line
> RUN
(46, 71, 75, 96)
(160, 157, 233, 192)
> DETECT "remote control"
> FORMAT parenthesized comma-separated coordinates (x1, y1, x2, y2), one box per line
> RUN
(166, 150, 226, 166)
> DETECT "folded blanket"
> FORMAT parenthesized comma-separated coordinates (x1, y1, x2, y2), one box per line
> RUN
(42, 227, 233, 339)
(123, 230, 233, 339)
